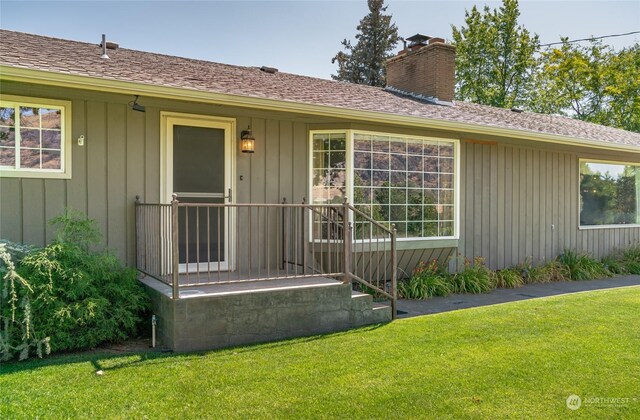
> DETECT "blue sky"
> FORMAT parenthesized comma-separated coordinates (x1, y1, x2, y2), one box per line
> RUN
(1, 1, 638, 79)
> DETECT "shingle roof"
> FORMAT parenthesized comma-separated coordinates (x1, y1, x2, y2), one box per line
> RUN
(1, 29, 639, 149)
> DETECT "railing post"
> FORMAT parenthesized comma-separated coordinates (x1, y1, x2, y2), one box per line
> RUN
(134, 195, 140, 272)
(342, 197, 351, 284)
(281, 197, 287, 270)
(302, 197, 307, 275)
(171, 194, 180, 300)
(390, 223, 397, 320)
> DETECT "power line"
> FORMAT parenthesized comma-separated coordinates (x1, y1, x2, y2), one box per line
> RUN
(540, 30, 640, 47)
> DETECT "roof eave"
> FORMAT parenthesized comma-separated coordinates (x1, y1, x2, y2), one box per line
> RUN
(1, 65, 638, 153)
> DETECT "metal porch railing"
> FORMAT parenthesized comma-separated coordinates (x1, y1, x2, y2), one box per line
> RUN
(135, 195, 397, 318)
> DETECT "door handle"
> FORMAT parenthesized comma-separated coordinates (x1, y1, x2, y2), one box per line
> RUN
(224, 188, 232, 202)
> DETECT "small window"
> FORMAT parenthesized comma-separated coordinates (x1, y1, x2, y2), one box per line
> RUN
(0, 96, 71, 179)
(579, 160, 640, 227)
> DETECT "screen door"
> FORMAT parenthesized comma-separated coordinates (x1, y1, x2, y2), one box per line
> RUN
(167, 118, 233, 273)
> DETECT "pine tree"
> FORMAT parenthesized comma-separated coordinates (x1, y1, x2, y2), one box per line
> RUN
(332, 0, 400, 87)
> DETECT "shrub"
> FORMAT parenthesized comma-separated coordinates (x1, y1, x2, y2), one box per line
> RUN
(601, 255, 627, 275)
(0, 242, 51, 361)
(523, 260, 571, 284)
(495, 268, 524, 288)
(398, 260, 452, 299)
(558, 250, 611, 281)
(619, 246, 640, 274)
(0, 210, 150, 360)
(452, 257, 496, 294)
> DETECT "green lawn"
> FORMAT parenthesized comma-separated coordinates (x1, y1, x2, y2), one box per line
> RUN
(2, 287, 639, 419)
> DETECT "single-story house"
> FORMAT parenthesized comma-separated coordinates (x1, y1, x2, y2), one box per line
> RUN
(1, 30, 639, 351)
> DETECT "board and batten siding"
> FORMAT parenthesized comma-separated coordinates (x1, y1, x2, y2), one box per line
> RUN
(0, 83, 311, 267)
(1, 82, 639, 275)
(457, 141, 640, 269)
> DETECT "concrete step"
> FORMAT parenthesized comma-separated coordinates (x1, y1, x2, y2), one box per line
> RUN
(371, 303, 393, 323)
(351, 290, 373, 310)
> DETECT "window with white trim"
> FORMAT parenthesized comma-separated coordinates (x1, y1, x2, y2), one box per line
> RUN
(311, 130, 458, 239)
(580, 160, 640, 226)
(0, 96, 71, 178)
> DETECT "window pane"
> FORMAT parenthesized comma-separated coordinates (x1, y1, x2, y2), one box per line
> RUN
(439, 221, 454, 236)
(424, 142, 438, 156)
(580, 161, 639, 225)
(407, 139, 423, 155)
(0, 108, 15, 126)
(372, 136, 389, 152)
(440, 158, 454, 173)
(42, 150, 61, 169)
(313, 151, 328, 168)
(21, 128, 40, 148)
(354, 134, 371, 151)
(0, 128, 15, 147)
(354, 169, 371, 185)
(424, 156, 439, 172)
(40, 108, 61, 129)
(390, 154, 407, 171)
(440, 173, 454, 189)
(407, 155, 422, 172)
(20, 148, 40, 169)
(329, 151, 345, 169)
(313, 133, 329, 151)
(372, 170, 389, 186)
(43, 130, 61, 149)
(439, 143, 454, 157)
(20, 107, 39, 128)
(330, 134, 346, 151)
(390, 171, 406, 187)
(424, 222, 438, 237)
(372, 153, 389, 170)
(354, 151, 371, 169)
(0, 147, 15, 167)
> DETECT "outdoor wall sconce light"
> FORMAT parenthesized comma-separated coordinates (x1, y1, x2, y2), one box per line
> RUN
(129, 95, 146, 113)
(240, 126, 255, 153)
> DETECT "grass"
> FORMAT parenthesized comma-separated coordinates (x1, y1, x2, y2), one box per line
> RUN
(2, 287, 639, 419)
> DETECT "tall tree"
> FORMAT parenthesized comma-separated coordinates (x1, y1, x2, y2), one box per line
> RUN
(332, 0, 399, 87)
(451, 0, 539, 108)
(532, 40, 640, 133)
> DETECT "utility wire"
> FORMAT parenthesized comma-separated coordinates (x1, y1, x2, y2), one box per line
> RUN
(540, 30, 640, 47)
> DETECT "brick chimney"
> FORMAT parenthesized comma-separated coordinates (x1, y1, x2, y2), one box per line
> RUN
(386, 34, 456, 103)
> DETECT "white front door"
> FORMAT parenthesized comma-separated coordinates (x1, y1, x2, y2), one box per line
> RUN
(162, 113, 235, 273)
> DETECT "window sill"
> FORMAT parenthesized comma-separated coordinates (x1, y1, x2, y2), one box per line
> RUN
(579, 224, 640, 230)
(0, 169, 71, 179)
(395, 238, 458, 250)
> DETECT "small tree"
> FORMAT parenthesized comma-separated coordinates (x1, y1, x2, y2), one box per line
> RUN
(332, 0, 400, 87)
(451, 0, 539, 108)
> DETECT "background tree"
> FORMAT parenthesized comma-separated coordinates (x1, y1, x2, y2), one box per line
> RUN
(451, 0, 539, 108)
(531, 40, 640, 133)
(332, 0, 399, 87)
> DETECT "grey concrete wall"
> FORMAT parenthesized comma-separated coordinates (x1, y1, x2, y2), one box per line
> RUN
(144, 283, 391, 352)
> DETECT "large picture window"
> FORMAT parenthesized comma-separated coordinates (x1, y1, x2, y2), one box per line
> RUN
(580, 160, 640, 227)
(0, 96, 71, 179)
(311, 130, 458, 239)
